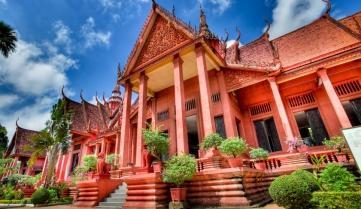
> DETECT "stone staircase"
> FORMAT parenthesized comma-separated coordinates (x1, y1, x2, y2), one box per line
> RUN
(97, 183, 127, 209)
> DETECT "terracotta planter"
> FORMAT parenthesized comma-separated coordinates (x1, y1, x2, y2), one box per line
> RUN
(170, 188, 186, 202)
(228, 157, 243, 168)
(335, 153, 347, 163)
(153, 161, 163, 173)
(254, 160, 267, 171)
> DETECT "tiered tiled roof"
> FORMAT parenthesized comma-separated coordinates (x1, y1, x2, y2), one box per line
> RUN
(225, 13, 361, 72)
(4, 125, 40, 158)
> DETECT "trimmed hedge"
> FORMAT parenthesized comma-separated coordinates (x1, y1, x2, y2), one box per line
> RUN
(31, 188, 50, 205)
(311, 192, 361, 209)
(269, 170, 319, 209)
(0, 198, 31, 204)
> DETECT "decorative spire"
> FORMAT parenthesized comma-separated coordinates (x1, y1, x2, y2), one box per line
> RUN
(263, 18, 271, 40)
(222, 29, 229, 43)
(322, 0, 331, 15)
(199, 5, 211, 37)
(109, 83, 122, 113)
(117, 63, 124, 81)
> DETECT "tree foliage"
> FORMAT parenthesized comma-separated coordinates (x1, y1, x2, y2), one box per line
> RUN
(27, 99, 72, 188)
(163, 154, 197, 187)
(142, 127, 169, 161)
(200, 133, 224, 151)
(0, 21, 17, 57)
(0, 123, 8, 155)
(219, 137, 248, 158)
(318, 164, 356, 192)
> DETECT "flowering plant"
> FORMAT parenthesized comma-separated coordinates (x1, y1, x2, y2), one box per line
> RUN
(286, 137, 304, 153)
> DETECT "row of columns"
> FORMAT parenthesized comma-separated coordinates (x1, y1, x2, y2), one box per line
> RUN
(267, 68, 352, 144)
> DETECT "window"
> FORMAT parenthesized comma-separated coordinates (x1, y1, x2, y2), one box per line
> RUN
(342, 98, 361, 127)
(294, 108, 329, 146)
(214, 116, 226, 138)
(254, 117, 282, 152)
(70, 153, 79, 173)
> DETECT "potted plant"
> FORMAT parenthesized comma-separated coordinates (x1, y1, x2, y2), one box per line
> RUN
(200, 133, 224, 157)
(323, 136, 348, 162)
(143, 127, 169, 173)
(249, 147, 269, 171)
(219, 137, 248, 168)
(105, 153, 118, 170)
(286, 137, 303, 153)
(163, 154, 197, 202)
(83, 155, 97, 179)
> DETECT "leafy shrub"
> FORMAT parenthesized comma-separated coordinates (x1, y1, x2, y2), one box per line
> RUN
(143, 127, 169, 161)
(311, 192, 361, 209)
(200, 133, 224, 151)
(219, 137, 248, 158)
(323, 136, 347, 153)
(163, 154, 197, 187)
(48, 188, 59, 200)
(319, 164, 356, 192)
(83, 155, 97, 172)
(269, 170, 319, 209)
(62, 197, 73, 203)
(14, 189, 24, 200)
(7, 174, 24, 186)
(4, 191, 15, 200)
(249, 147, 269, 160)
(18, 174, 41, 187)
(3, 185, 15, 200)
(31, 188, 50, 205)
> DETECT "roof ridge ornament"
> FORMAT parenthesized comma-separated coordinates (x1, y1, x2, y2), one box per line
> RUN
(15, 117, 20, 128)
(235, 27, 241, 42)
(61, 85, 66, 98)
(322, 0, 331, 15)
(172, 5, 175, 17)
(199, 5, 210, 37)
(117, 63, 125, 82)
(263, 18, 271, 40)
(152, 0, 157, 10)
(95, 91, 101, 104)
(102, 92, 107, 104)
(80, 89, 85, 101)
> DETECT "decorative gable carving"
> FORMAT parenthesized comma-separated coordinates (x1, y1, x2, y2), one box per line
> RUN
(135, 16, 191, 67)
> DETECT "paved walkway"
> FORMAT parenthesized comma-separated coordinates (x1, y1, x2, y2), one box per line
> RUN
(13, 203, 283, 209)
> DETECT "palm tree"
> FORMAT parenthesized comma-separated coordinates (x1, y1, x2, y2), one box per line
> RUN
(0, 21, 17, 57)
(27, 99, 72, 188)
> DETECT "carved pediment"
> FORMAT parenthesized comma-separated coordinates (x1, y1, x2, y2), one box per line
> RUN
(224, 69, 267, 91)
(135, 15, 191, 68)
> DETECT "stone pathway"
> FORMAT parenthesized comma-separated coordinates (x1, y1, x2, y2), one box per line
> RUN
(13, 203, 284, 209)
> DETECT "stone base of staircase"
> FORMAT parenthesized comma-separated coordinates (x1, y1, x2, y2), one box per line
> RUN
(97, 183, 127, 209)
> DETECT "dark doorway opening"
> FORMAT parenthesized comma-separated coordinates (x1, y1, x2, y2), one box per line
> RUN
(294, 108, 329, 146)
(254, 117, 282, 152)
(186, 115, 200, 158)
(343, 98, 361, 127)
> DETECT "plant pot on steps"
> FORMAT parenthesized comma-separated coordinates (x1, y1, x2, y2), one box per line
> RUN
(153, 161, 163, 173)
(254, 160, 267, 171)
(170, 188, 186, 202)
(228, 157, 243, 168)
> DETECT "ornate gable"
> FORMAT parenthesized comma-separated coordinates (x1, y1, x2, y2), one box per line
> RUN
(224, 69, 267, 92)
(135, 15, 191, 68)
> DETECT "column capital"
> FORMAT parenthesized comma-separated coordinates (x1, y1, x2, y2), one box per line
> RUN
(139, 71, 149, 81)
(173, 53, 183, 66)
(317, 68, 328, 77)
(195, 43, 204, 53)
(267, 76, 276, 83)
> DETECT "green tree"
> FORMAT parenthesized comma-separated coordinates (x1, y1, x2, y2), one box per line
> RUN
(27, 99, 72, 188)
(0, 123, 8, 155)
(0, 21, 17, 57)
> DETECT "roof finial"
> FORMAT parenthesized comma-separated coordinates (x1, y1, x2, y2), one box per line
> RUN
(15, 117, 19, 128)
(61, 85, 66, 98)
(235, 27, 241, 42)
(102, 92, 107, 103)
(95, 91, 100, 104)
(199, 5, 210, 37)
(322, 0, 331, 15)
(222, 29, 229, 43)
(152, 0, 157, 10)
(80, 89, 85, 101)
(172, 5, 176, 17)
(117, 63, 124, 81)
(263, 18, 271, 39)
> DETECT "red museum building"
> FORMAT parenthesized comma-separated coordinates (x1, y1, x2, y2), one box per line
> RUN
(4, 1, 361, 208)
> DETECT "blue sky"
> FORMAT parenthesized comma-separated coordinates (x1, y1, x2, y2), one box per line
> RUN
(0, 0, 361, 138)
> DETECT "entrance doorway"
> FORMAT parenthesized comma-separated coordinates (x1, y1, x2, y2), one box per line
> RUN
(254, 117, 282, 152)
(186, 115, 200, 158)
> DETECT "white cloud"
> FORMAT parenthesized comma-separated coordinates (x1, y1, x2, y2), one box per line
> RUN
(268, 0, 326, 39)
(0, 94, 19, 109)
(81, 17, 112, 49)
(0, 0, 6, 5)
(198, 0, 231, 15)
(99, 0, 121, 10)
(112, 14, 120, 23)
(0, 96, 54, 139)
(0, 39, 76, 96)
(53, 20, 73, 54)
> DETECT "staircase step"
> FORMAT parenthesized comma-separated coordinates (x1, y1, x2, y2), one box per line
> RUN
(105, 198, 124, 202)
(99, 202, 124, 207)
